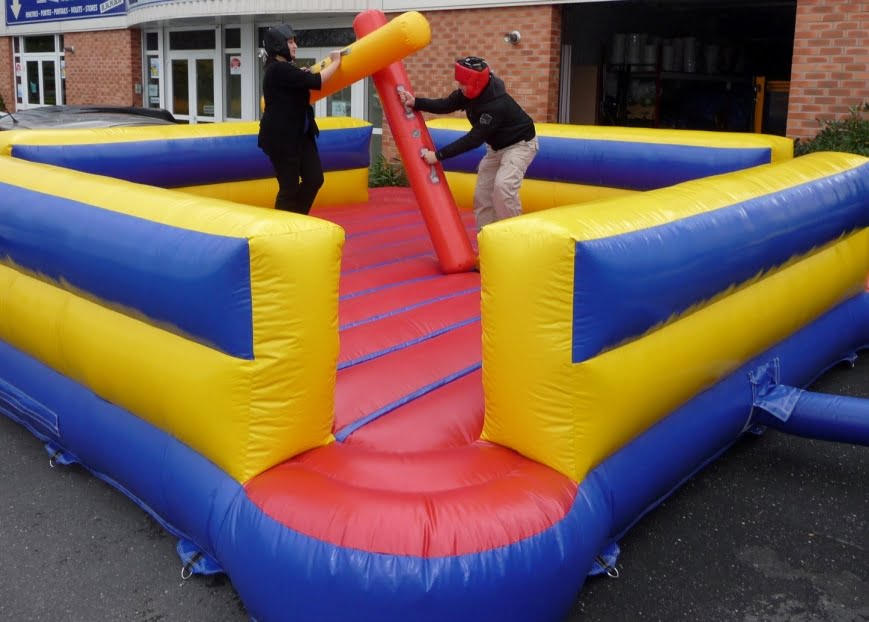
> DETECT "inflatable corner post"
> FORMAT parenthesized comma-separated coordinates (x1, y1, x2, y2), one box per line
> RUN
(353, 9, 477, 274)
(479, 151, 869, 485)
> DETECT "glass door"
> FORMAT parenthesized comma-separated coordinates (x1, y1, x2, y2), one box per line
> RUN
(166, 28, 220, 123)
(168, 53, 217, 124)
(17, 35, 64, 108)
(23, 59, 57, 105)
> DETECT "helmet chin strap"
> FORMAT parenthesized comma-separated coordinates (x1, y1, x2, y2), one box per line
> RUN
(277, 44, 294, 62)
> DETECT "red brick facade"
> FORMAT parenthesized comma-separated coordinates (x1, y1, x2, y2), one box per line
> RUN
(788, 0, 869, 140)
(384, 5, 562, 159)
(0, 37, 12, 111)
(63, 30, 142, 107)
(0, 29, 141, 111)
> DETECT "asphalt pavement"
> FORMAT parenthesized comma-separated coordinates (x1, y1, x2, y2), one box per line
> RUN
(1, 358, 867, 622)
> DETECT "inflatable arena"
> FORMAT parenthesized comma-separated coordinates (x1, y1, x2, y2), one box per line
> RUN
(1, 9, 867, 622)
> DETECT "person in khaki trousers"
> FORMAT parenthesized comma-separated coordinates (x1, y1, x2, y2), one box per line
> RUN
(399, 56, 539, 232)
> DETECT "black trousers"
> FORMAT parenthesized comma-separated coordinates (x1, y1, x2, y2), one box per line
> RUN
(268, 133, 324, 215)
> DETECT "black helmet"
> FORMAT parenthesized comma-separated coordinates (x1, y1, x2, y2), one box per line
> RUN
(263, 24, 297, 59)
(456, 56, 488, 72)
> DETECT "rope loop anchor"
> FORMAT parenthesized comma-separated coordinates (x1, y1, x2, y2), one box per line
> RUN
(181, 551, 204, 580)
(595, 555, 620, 579)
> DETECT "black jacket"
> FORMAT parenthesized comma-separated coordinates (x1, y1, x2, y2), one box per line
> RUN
(258, 60, 322, 155)
(413, 74, 536, 160)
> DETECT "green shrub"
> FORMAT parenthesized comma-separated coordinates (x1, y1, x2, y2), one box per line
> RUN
(0, 91, 6, 113)
(794, 102, 869, 157)
(369, 155, 409, 187)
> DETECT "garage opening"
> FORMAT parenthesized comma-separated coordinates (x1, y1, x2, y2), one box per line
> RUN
(561, 0, 796, 135)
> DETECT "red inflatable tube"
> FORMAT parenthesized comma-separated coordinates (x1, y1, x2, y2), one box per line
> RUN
(353, 9, 477, 274)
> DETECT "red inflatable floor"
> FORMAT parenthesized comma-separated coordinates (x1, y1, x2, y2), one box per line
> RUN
(244, 188, 576, 557)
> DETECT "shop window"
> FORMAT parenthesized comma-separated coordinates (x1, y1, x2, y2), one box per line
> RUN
(295, 28, 355, 48)
(144, 30, 163, 109)
(255, 27, 355, 51)
(224, 28, 242, 119)
(24, 36, 56, 54)
(169, 30, 216, 51)
(225, 28, 241, 49)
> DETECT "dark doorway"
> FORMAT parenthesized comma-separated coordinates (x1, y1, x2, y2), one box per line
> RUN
(562, 0, 796, 134)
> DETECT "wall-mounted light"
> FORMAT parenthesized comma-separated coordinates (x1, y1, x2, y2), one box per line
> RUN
(504, 31, 521, 45)
(63, 46, 75, 54)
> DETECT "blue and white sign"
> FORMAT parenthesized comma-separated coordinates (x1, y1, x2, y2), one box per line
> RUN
(6, 0, 125, 25)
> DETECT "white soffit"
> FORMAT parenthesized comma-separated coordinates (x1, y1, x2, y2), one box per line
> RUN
(382, 0, 611, 9)
(126, 0, 378, 27)
(124, 0, 609, 27)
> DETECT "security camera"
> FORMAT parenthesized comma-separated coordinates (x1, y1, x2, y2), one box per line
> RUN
(504, 31, 521, 45)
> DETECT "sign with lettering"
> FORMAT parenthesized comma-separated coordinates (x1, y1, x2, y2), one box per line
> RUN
(6, 0, 125, 25)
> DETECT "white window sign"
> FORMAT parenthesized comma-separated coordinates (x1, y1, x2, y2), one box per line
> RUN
(331, 100, 348, 116)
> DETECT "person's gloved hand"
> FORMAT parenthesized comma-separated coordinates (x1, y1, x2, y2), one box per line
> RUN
(398, 90, 415, 108)
(420, 148, 438, 164)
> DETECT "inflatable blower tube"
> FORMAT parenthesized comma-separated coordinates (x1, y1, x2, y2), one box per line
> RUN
(759, 390, 869, 446)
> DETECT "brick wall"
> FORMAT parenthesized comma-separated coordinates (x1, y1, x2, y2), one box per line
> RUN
(63, 29, 142, 106)
(0, 38, 12, 112)
(383, 5, 562, 159)
(788, 0, 869, 140)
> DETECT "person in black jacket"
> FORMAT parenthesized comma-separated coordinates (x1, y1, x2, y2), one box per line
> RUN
(398, 56, 539, 231)
(258, 24, 343, 214)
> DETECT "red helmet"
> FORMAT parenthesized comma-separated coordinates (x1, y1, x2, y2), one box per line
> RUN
(455, 56, 491, 99)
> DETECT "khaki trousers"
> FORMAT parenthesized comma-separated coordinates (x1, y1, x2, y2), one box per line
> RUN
(473, 136, 539, 230)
